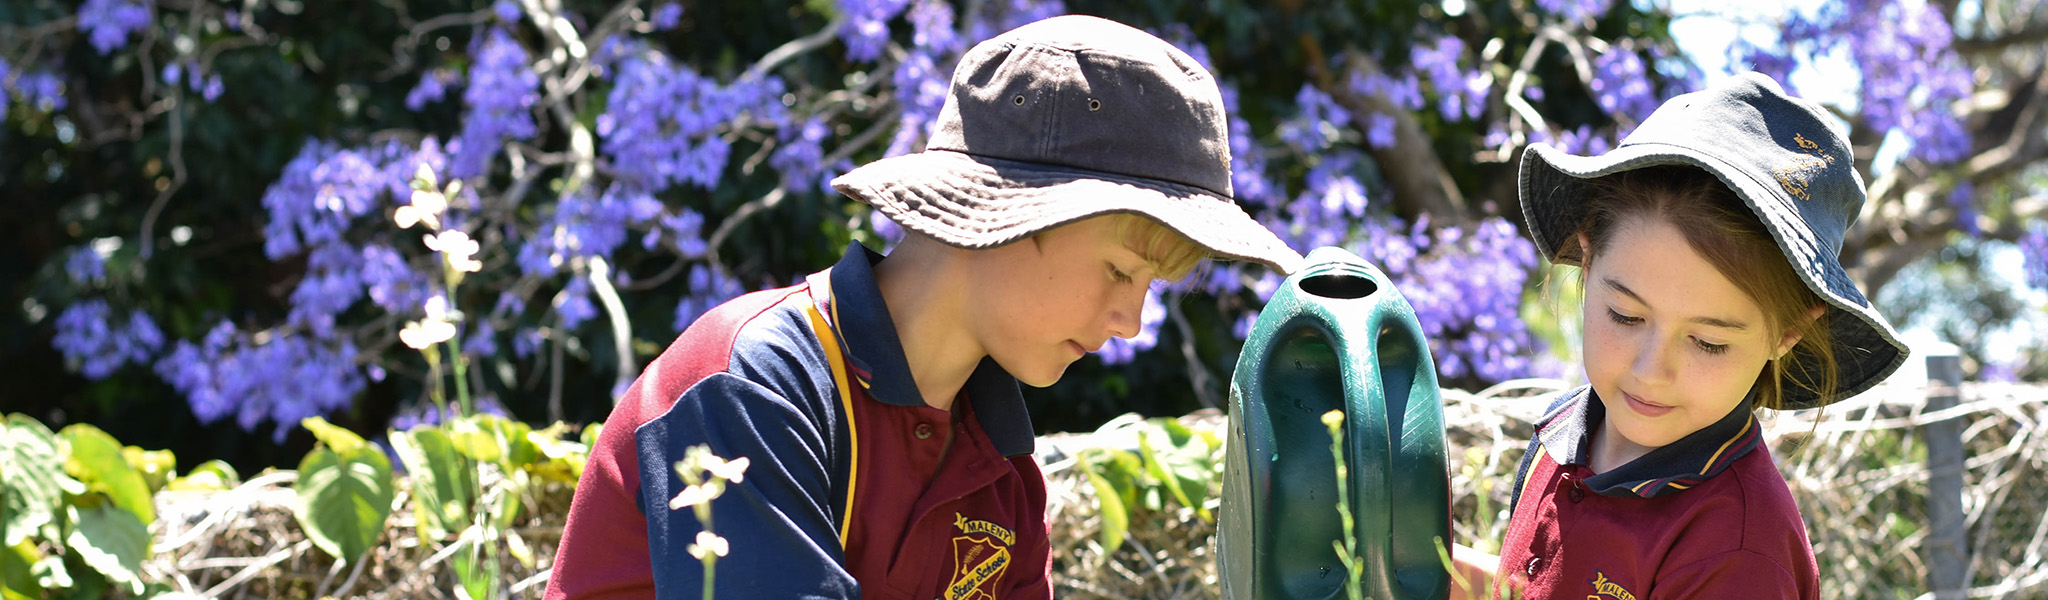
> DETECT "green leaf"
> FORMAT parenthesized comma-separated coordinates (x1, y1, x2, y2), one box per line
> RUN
(121, 447, 177, 494)
(57, 425, 155, 525)
(166, 460, 240, 492)
(295, 442, 395, 564)
(447, 418, 502, 464)
(300, 416, 365, 454)
(1077, 455, 1129, 553)
(65, 504, 147, 596)
(1137, 432, 1195, 518)
(392, 426, 472, 541)
(450, 526, 499, 600)
(2, 416, 77, 546)
(527, 423, 589, 485)
(580, 422, 603, 450)
(473, 414, 537, 470)
(2, 540, 41, 600)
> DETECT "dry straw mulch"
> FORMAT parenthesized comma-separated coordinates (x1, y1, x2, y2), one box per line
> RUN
(142, 382, 2048, 599)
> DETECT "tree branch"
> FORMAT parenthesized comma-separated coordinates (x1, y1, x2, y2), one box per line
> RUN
(1329, 50, 1470, 223)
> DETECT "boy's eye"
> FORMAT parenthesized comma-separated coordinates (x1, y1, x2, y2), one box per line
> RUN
(1109, 263, 1133, 284)
(1692, 338, 1729, 355)
(1606, 308, 1643, 326)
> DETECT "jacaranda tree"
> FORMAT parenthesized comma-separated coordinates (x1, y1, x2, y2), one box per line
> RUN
(3, 0, 2043, 471)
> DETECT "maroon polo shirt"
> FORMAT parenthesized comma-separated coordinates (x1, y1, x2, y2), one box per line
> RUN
(547, 243, 1052, 599)
(1494, 387, 1819, 599)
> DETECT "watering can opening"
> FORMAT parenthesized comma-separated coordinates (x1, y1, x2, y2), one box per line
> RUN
(1298, 273, 1377, 300)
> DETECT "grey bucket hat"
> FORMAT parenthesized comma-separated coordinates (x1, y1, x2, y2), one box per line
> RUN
(1518, 71, 1909, 409)
(831, 15, 1302, 274)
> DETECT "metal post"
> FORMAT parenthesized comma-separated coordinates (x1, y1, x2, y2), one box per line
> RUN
(1923, 350, 1967, 599)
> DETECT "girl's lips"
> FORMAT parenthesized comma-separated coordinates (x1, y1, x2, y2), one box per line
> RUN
(1623, 391, 1675, 418)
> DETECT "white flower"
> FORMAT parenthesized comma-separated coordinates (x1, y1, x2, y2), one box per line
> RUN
(687, 531, 729, 560)
(395, 189, 448, 230)
(704, 456, 750, 484)
(400, 318, 457, 349)
(668, 483, 717, 509)
(424, 230, 483, 273)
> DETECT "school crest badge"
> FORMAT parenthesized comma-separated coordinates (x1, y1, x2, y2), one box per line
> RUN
(945, 513, 1015, 600)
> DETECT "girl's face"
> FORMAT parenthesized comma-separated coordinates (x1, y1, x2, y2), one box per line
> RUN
(966, 217, 1153, 387)
(1580, 217, 1799, 459)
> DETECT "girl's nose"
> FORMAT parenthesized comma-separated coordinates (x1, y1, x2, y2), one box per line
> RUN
(1631, 331, 1677, 386)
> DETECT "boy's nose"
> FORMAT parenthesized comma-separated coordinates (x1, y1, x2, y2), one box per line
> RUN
(1105, 286, 1145, 340)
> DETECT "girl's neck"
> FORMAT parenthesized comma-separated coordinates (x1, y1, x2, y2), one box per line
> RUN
(1589, 412, 1654, 474)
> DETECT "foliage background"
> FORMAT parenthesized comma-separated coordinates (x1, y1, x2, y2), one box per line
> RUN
(4, 0, 2047, 480)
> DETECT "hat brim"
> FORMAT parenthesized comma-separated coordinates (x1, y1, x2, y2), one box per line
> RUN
(833, 149, 1303, 274)
(1518, 142, 1908, 409)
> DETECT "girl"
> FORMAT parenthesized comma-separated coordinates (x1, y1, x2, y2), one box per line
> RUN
(1457, 72, 1910, 599)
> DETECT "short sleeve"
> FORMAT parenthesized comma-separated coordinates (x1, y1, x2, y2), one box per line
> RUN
(1653, 549, 1815, 600)
(636, 372, 859, 599)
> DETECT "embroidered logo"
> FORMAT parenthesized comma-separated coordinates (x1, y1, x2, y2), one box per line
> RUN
(946, 513, 1015, 600)
(1586, 570, 1638, 600)
(1771, 132, 1837, 202)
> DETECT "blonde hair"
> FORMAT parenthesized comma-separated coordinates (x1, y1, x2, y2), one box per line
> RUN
(1553, 165, 1839, 411)
(1107, 213, 1208, 282)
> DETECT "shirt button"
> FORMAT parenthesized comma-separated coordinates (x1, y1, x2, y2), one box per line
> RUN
(1569, 483, 1585, 503)
(1525, 556, 1542, 576)
(914, 423, 934, 440)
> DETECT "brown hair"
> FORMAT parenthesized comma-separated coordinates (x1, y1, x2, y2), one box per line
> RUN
(1553, 165, 1838, 411)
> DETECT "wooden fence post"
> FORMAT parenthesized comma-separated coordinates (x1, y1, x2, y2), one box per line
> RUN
(1923, 349, 1967, 599)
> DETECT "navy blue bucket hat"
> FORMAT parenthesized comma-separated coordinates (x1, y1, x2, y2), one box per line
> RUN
(1518, 72, 1909, 409)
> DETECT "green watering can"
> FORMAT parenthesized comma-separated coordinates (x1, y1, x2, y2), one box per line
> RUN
(1219, 246, 1452, 600)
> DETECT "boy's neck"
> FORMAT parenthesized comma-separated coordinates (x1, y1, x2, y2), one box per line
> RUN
(871, 242, 980, 411)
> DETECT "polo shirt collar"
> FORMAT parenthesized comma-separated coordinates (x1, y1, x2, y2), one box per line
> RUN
(1535, 385, 1763, 499)
(815, 243, 1036, 457)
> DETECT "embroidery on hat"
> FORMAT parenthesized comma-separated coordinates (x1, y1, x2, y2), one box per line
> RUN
(946, 512, 1015, 599)
(1772, 132, 1836, 202)
(1587, 570, 1639, 600)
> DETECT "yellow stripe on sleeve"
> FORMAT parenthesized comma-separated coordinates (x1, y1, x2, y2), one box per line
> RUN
(804, 303, 861, 550)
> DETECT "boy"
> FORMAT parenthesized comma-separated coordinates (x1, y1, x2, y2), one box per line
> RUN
(546, 15, 1301, 599)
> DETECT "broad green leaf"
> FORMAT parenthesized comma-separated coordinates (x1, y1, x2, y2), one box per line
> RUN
(121, 447, 177, 494)
(2, 540, 40, 600)
(65, 504, 147, 596)
(166, 460, 240, 492)
(57, 425, 154, 525)
(1137, 432, 1195, 518)
(580, 422, 603, 449)
(392, 426, 472, 540)
(300, 416, 365, 454)
(489, 469, 529, 530)
(447, 419, 502, 464)
(2, 416, 77, 546)
(1077, 457, 1128, 553)
(527, 423, 589, 484)
(473, 414, 537, 470)
(295, 443, 395, 564)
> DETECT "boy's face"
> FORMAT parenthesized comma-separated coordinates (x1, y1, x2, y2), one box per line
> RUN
(1580, 218, 1787, 454)
(966, 217, 1154, 387)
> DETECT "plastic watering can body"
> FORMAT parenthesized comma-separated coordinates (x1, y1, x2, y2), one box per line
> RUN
(1218, 246, 1453, 600)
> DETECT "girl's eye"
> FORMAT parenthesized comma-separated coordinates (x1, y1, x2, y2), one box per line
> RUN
(1606, 308, 1643, 326)
(1692, 338, 1730, 355)
(1109, 264, 1133, 284)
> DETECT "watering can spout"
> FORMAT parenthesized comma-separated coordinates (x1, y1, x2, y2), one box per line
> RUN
(1219, 246, 1453, 600)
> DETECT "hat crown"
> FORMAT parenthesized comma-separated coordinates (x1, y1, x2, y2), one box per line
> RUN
(926, 15, 1235, 197)
(1619, 73, 1867, 257)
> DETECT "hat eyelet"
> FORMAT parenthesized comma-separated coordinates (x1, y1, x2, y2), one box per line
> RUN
(1087, 98, 1101, 111)
(1012, 94, 1026, 106)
